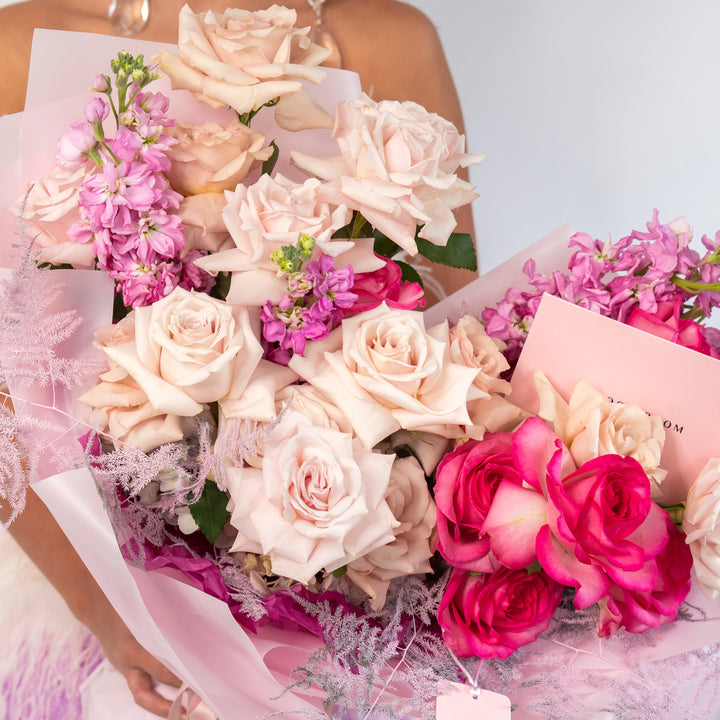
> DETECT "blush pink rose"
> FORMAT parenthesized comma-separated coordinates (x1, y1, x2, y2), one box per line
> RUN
(12, 166, 95, 268)
(226, 411, 398, 583)
(346, 255, 425, 315)
(438, 567, 564, 659)
(627, 296, 712, 355)
(166, 118, 272, 196)
(292, 94, 483, 255)
(537, 454, 671, 610)
(598, 514, 692, 636)
(153, 5, 330, 115)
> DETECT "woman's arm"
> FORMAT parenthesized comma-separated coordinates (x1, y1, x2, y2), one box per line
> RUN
(0, 488, 182, 717)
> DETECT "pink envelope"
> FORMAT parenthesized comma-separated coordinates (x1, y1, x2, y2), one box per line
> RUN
(510, 293, 720, 504)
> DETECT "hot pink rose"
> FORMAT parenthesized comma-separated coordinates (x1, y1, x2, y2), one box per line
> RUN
(627, 296, 711, 355)
(438, 567, 564, 659)
(598, 514, 692, 636)
(537, 454, 671, 610)
(435, 418, 557, 572)
(346, 255, 425, 315)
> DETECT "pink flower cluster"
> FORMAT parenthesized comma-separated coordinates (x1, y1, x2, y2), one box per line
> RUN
(435, 417, 693, 659)
(62, 55, 212, 308)
(260, 241, 357, 363)
(483, 211, 720, 365)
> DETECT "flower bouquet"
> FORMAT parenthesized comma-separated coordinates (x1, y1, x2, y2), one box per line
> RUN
(4, 7, 720, 720)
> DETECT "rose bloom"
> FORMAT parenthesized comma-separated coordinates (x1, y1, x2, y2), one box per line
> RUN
(534, 372, 667, 494)
(80, 315, 186, 451)
(166, 118, 272, 196)
(435, 417, 557, 573)
(346, 255, 425, 315)
(12, 166, 95, 268)
(627, 296, 712, 355)
(599, 514, 692, 636)
(195, 173, 381, 306)
(179, 193, 233, 255)
(226, 411, 398, 583)
(346, 455, 436, 610)
(275, 383, 353, 435)
(292, 93, 483, 255)
(537, 454, 672, 611)
(438, 567, 564, 659)
(100, 287, 263, 419)
(153, 5, 330, 116)
(683, 458, 720, 600)
(289, 303, 482, 449)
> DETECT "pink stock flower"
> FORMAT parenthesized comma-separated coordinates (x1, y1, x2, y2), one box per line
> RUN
(56, 119, 97, 169)
(536, 454, 672, 611)
(438, 566, 564, 659)
(346, 255, 425, 315)
(84, 97, 109, 125)
(598, 514, 692, 636)
(626, 295, 712, 355)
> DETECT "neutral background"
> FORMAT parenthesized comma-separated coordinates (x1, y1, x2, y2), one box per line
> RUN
(5, 0, 720, 271)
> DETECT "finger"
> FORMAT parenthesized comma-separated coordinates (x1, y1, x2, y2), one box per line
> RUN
(126, 666, 181, 718)
(140, 654, 183, 688)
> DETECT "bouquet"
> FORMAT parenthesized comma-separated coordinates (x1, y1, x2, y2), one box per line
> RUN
(4, 7, 720, 719)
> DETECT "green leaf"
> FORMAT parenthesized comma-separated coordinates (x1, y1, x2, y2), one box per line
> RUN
(394, 260, 423, 287)
(262, 140, 279, 176)
(416, 232, 477, 271)
(331, 565, 347, 578)
(209, 271, 231, 301)
(373, 229, 400, 259)
(189, 481, 230, 544)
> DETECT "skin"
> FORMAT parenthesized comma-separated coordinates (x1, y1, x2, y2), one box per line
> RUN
(0, 1, 478, 716)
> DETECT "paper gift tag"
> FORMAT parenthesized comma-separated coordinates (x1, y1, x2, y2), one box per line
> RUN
(510, 293, 720, 503)
(436, 682, 511, 720)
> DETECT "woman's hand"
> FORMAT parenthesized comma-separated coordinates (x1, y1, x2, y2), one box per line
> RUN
(2, 487, 183, 717)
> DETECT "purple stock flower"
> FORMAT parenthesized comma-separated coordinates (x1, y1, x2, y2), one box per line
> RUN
(56, 119, 97, 169)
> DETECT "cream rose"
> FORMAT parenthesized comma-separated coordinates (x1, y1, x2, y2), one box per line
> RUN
(153, 4, 330, 116)
(534, 371, 667, 493)
(292, 94, 483, 255)
(275, 383, 352, 435)
(179, 193, 233, 255)
(346, 455, 436, 610)
(12, 166, 95, 268)
(683, 459, 720, 600)
(80, 315, 186, 452)
(166, 118, 272, 196)
(195, 173, 381, 306)
(226, 411, 398, 583)
(100, 287, 263, 418)
(289, 303, 482, 448)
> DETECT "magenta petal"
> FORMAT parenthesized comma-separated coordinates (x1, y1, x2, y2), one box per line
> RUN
(483, 480, 547, 569)
(536, 525, 609, 608)
(512, 417, 565, 493)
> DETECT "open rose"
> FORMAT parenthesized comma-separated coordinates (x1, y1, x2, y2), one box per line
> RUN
(179, 193, 232, 255)
(599, 514, 692, 636)
(292, 94, 483, 254)
(627, 296, 712, 355)
(438, 567, 564, 659)
(289, 303, 482, 449)
(435, 418, 559, 572)
(166, 118, 272, 196)
(346, 255, 425, 315)
(537, 454, 673, 612)
(683, 458, 720, 600)
(226, 411, 398, 583)
(12, 166, 95, 268)
(346, 455, 436, 610)
(195, 173, 381, 306)
(534, 372, 667, 493)
(80, 315, 186, 452)
(153, 5, 330, 116)
(99, 287, 263, 418)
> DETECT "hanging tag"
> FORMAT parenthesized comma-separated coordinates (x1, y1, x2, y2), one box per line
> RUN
(436, 681, 511, 720)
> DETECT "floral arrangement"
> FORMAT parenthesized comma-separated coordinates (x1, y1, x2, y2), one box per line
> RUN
(4, 7, 720, 720)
